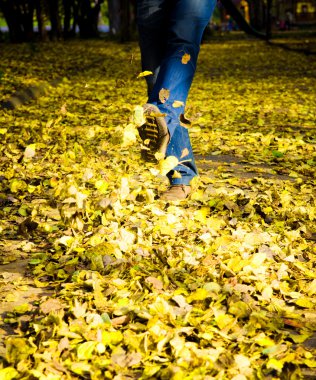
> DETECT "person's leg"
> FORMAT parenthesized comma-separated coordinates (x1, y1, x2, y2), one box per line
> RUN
(136, 0, 170, 95)
(148, 0, 217, 187)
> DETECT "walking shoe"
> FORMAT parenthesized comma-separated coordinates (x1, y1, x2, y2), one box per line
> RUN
(138, 104, 169, 162)
(160, 185, 191, 201)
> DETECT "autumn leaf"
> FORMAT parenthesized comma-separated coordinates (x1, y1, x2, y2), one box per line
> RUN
(137, 70, 153, 78)
(172, 100, 184, 108)
(159, 88, 170, 103)
(180, 147, 189, 158)
(181, 53, 191, 64)
(1, 37, 316, 380)
(158, 155, 179, 175)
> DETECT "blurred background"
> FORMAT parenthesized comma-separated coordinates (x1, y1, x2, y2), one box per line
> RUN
(0, 0, 315, 43)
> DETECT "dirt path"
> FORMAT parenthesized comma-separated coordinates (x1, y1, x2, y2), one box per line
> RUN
(0, 260, 52, 357)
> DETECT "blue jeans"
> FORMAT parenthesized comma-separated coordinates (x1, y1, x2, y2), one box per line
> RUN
(137, 0, 216, 185)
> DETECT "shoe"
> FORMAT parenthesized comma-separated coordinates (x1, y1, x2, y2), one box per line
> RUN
(138, 104, 169, 162)
(160, 185, 191, 201)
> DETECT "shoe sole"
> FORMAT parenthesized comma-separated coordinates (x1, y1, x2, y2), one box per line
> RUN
(139, 104, 169, 162)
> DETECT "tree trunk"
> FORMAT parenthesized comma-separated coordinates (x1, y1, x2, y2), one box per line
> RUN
(250, 0, 265, 31)
(266, 0, 272, 39)
(63, 0, 72, 38)
(20, 0, 36, 40)
(107, 0, 136, 41)
(120, 0, 130, 42)
(78, 0, 102, 38)
(48, 0, 62, 40)
(220, 0, 266, 39)
(0, 0, 24, 42)
(107, 0, 121, 36)
(35, 0, 47, 40)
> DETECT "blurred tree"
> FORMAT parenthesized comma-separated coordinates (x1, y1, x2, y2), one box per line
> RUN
(0, 0, 275, 43)
(0, 0, 104, 41)
(48, 0, 62, 40)
(107, 0, 136, 42)
(78, 0, 104, 38)
(220, 0, 267, 38)
(0, 0, 35, 42)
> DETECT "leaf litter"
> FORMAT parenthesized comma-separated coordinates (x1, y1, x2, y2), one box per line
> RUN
(0, 37, 316, 379)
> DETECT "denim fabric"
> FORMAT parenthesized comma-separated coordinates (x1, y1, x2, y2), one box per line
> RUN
(137, 0, 216, 185)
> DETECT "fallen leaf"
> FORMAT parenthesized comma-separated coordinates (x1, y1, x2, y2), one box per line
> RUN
(137, 70, 153, 78)
(159, 88, 170, 103)
(181, 53, 191, 64)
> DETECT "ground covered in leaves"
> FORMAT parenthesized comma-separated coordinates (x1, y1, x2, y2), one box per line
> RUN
(0, 35, 316, 379)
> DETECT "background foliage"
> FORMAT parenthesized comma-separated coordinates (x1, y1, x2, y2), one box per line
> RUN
(0, 34, 315, 378)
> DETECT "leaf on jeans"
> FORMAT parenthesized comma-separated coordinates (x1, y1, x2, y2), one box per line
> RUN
(159, 156, 179, 176)
(172, 100, 184, 108)
(181, 53, 191, 64)
(172, 171, 182, 179)
(180, 148, 189, 158)
(137, 70, 153, 78)
(159, 88, 170, 103)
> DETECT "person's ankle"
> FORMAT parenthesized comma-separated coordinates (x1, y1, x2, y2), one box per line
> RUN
(160, 184, 191, 201)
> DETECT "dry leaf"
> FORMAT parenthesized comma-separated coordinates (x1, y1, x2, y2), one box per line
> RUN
(137, 70, 153, 78)
(172, 100, 184, 108)
(40, 298, 66, 314)
(181, 53, 191, 64)
(172, 171, 182, 179)
(159, 88, 170, 103)
(145, 276, 163, 290)
(180, 148, 189, 159)
(158, 156, 179, 176)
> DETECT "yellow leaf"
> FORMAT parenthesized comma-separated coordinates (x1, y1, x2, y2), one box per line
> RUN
(172, 100, 184, 108)
(158, 156, 179, 176)
(180, 148, 189, 159)
(307, 279, 316, 296)
(234, 354, 251, 369)
(10, 179, 27, 193)
(13, 303, 31, 314)
(120, 177, 130, 200)
(256, 336, 275, 347)
(95, 179, 109, 194)
(145, 276, 163, 290)
(295, 297, 314, 309)
(172, 171, 182, 179)
(181, 53, 191, 64)
(0, 367, 19, 380)
(194, 207, 209, 223)
(24, 144, 36, 159)
(215, 314, 235, 330)
(267, 358, 283, 371)
(159, 88, 170, 103)
(137, 70, 153, 78)
(133, 105, 146, 126)
(187, 288, 208, 302)
(228, 301, 250, 319)
(77, 341, 97, 360)
(261, 286, 273, 300)
(154, 151, 165, 161)
(122, 123, 138, 147)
